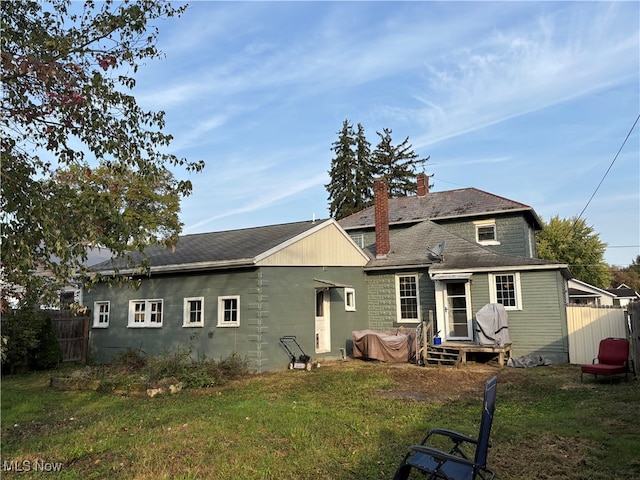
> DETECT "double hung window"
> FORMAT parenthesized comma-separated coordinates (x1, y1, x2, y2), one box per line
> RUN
(93, 301, 110, 328)
(490, 273, 522, 310)
(183, 297, 204, 327)
(396, 274, 420, 323)
(217, 296, 240, 327)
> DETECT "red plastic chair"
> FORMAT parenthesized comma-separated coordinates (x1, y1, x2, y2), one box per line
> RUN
(580, 338, 631, 383)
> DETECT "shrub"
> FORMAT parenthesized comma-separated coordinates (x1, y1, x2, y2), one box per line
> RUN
(112, 348, 148, 372)
(1, 308, 62, 373)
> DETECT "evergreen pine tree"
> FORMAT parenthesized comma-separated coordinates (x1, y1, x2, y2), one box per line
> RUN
(353, 123, 374, 211)
(327, 122, 431, 219)
(371, 128, 429, 197)
(326, 120, 357, 219)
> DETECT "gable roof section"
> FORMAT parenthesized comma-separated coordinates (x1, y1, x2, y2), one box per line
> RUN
(91, 219, 369, 274)
(605, 286, 640, 300)
(339, 187, 543, 230)
(569, 279, 617, 299)
(364, 220, 568, 275)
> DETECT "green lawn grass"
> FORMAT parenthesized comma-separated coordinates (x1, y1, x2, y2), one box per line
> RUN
(1, 362, 639, 479)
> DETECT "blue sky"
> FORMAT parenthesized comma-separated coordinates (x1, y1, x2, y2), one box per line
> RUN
(132, 1, 639, 267)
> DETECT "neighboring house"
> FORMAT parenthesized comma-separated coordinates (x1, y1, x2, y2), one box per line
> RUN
(56, 247, 114, 309)
(605, 284, 640, 307)
(83, 219, 370, 372)
(568, 279, 617, 306)
(339, 175, 572, 363)
(3, 247, 113, 310)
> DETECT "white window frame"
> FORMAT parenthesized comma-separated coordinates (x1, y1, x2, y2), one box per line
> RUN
(128, 299, 163, 328)
(217, 295, 240, 327)
(93, 301, 110, 328)
(475, 220, 500, 246)
(489, 273, 523, 311)
(395, 274, 421, 323)
(344, 288, 356, 312)
(349, 233, 365, 248)
(183, 297, 204, 327)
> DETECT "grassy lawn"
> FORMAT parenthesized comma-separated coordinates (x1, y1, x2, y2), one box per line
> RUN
(1, 361, 639, 479)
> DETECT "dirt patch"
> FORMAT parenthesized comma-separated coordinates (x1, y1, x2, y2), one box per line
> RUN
(373, 363, 502, 402)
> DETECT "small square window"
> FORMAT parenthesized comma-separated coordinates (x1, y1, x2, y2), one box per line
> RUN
(217, 296, 240, 327)
(183, 297, 204, 327)
(93, 301, 110, 328)
(475, 221, 499, 245)
(345, 288, 356, 311)
(349, 233, 365, 248)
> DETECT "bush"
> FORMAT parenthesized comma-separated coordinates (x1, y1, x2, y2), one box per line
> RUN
(112, 348, 148, 372)
(1, 308, 62, 373)
(108, 349, 249, 389)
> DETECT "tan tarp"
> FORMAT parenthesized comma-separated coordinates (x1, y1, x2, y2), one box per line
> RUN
(352, 329, 416, 363)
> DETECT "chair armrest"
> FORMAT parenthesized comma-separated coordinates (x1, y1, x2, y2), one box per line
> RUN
(425, 428, 478, 446)
(407, 444, 476, 467)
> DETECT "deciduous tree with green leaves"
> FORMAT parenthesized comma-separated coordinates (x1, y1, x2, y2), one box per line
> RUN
(1, 0, 204, 306)
(611, 255, 640, 292)
(536, 215, 612, 289)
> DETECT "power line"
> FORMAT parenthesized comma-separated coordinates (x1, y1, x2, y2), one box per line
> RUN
(575, 114, 640, 222)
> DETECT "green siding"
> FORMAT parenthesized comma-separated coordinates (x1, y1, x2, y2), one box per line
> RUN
(84, 266, 369, 372)
(366, 270, 435, 330)
(259, 266, 369, 368)
(470, 270, 568, 363)
(85, 269, 261, 365)
(436, 214, 536, 258)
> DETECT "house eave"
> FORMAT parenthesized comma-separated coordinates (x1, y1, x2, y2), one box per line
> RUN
(343, 207, 543, 231)
(429, 263, 570, 276)
(94, 258, 256, 276)
(364, 263, 434, 272)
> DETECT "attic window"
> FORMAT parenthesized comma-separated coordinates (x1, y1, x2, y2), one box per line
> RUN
(349, 233, 364, 248)
(475, 221, 499, 245)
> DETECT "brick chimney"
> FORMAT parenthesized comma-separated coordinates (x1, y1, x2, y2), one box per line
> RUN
(374, 177, 390, 258)
(417, 173, 429, 196)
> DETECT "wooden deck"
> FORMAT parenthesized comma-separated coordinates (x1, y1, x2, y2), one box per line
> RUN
(427, 342, 512, 367)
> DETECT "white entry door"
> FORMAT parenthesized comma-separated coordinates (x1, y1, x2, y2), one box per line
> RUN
(435, 280, 473, 341)
(315, 289, 331, 353)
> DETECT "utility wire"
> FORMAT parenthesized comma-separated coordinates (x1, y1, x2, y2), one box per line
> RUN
(575, 114, 640, 222)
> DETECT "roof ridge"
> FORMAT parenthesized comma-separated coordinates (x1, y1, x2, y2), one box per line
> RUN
(180, 218, 329, 238)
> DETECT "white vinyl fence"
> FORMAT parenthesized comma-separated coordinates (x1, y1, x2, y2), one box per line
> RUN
(567, 305, 627, 365)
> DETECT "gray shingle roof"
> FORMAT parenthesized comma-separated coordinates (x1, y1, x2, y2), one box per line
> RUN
(364, 220, 566, 273)
(91, 219, 328, 272)
(339, 188, 542, 230)
(605, 287, 640, 299)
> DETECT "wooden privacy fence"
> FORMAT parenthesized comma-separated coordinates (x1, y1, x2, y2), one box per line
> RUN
(50, 312, 90, 363)
(567, 305, 627, 365)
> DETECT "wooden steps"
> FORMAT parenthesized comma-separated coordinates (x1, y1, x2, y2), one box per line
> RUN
(426, 345, 462, 366)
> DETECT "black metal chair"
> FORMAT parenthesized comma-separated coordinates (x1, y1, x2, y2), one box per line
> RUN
(392, 376, 498, 480)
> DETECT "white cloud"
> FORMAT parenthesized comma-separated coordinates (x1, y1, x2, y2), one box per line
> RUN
(413, 3, 639, 146)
